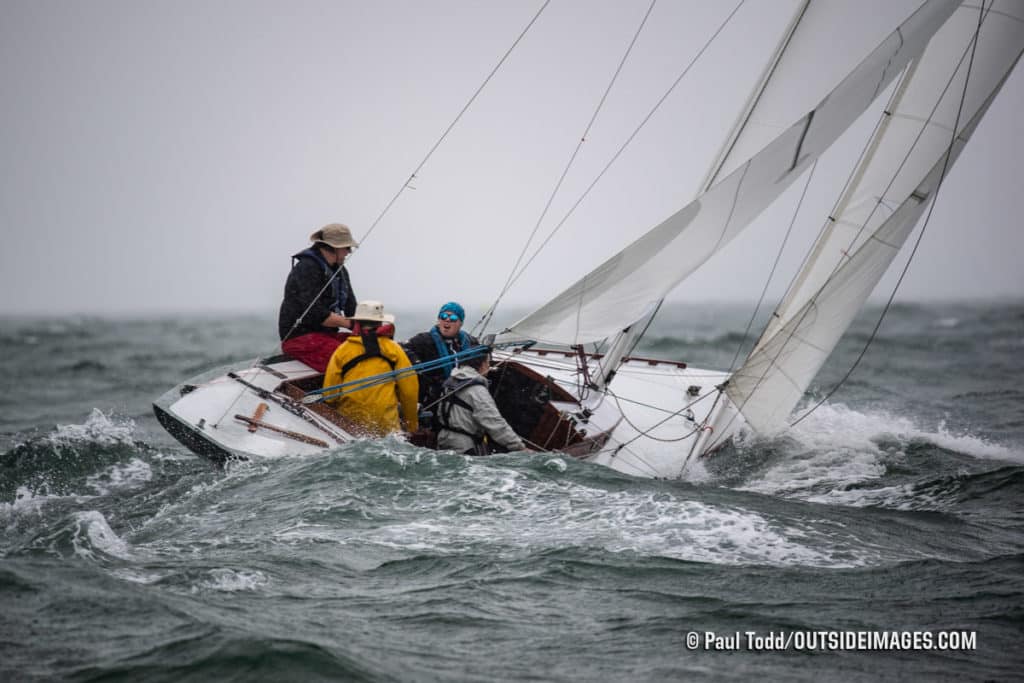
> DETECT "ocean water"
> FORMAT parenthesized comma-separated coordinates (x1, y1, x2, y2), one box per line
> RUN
(1, 302, 1022, 681)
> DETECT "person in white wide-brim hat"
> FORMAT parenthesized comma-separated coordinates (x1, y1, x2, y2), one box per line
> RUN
(277, 223, 360, 372)
(322, 300, 419, 437)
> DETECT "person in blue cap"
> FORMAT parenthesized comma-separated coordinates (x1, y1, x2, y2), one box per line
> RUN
(402, 301, 479, 408)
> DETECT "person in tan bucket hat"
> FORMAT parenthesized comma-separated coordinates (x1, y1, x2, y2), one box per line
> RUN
(323, 300, 419, 437)
(278, 223, 360, 372)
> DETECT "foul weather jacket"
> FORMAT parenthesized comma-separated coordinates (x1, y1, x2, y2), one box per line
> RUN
(436, 366, 525, 454)
(278, 249, 356, 340)
(323, 335, 419, 437)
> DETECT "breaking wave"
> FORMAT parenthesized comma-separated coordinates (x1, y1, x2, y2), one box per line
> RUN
(729, 402, 1024, 513)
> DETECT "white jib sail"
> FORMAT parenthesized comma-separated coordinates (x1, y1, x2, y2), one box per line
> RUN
(702, 0, 926, 189)
(593, 0, 914, 384)
(725, 0, 1024, 434)
(499, 0, 958, 347)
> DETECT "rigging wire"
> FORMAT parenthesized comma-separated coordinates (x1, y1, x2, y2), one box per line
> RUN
(287, 3, 551, 347)
(211, 4, 551, 427)
(474, 0, 659, 337)
(726, 160, 818, 373)
(610, 386, 712, 445)
(476, 0, 748, 334)
(698, 63, 908, 445)
(652, 157, 820, 450)
(360, 0, 551, 246)
(708, 1, 992, 445)
(789, 0, 988, 428)
(696, 6, 991, 454)
(610, 0, 808, 394)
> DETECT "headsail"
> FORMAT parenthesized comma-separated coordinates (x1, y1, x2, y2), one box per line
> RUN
(497, 0, 959, 347)
(724, 0, 1024, 433)
(594, 0, 912, 386)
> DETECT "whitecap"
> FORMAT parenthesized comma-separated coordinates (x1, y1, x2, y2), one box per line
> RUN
(200, 568, 269, 592)
(87, 458, 153, 496)
(544, 457, 568, 473)
(734, 401, 1023, 507)
(928, 420, 1024, 463)
(350, 463, 868, 568)
(1, 486, 88, 525)
(112, 568, 165, 585)
(788, 402, 1023, 464)
(47, 409, 136, 448)
(71, 510, 131, 560)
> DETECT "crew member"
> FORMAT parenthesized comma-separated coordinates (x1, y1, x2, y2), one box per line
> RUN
(402, 301, 478, 406)
(323, 300, 418, 437)
(278, 223, 358, 372)
(436, 348, 525, 455)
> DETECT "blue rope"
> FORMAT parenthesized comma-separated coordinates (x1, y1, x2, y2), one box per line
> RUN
(304, 345, 494, 404)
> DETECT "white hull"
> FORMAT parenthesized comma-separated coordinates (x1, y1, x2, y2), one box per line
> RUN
(153, 349, 744, 478)
(153, 358, 354, 464)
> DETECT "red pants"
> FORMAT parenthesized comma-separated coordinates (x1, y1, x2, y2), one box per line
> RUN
(281, 332, 349, 373)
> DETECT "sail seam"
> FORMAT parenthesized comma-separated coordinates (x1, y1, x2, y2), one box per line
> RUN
(889, 111, 957, 133)
(749, 1, 990, 367)
(867, 233, 905, 251)
(789, 0, 992, 428)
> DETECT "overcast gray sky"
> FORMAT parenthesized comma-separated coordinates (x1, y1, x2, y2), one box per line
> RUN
(1, 0, 1021, 317)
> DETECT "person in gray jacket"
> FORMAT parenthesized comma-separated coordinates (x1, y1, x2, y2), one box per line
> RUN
(435, 349, 526, 455)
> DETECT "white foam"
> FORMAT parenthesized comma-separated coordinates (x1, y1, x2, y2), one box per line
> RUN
(680, 458, 711, 483)
(71, 510, 131, 560)
(740, 449, 886, 498)
(789, 403, 908, 453)
(112, 568, 165, 585)
(1, 486, 52, 516)
(0, 486, 91, 527)
(738, 403, 1024, 503)
(804, 482, 945, 511)
(48, 409, 136, 447)
(150, 450, 199, 462)
(346, 463, 869, 568)
(87, 458, 153, 495)
(2, 460, 152, 524)
(200, 568, 269, 592)
(543, 457, 568, 473)
(927, 420, 1024, 463)
(793, 403, 1023, 463)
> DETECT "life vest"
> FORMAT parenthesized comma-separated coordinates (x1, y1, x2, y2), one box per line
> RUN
(339, 328, 396, 379)
(293, 247, 351, 315)
(430, 327, 472, 379)
(436, 375, 489, 447)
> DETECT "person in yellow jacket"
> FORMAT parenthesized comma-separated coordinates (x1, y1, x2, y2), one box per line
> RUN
(322, 300, 419, 437)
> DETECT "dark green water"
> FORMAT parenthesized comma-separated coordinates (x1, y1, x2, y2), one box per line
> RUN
(2, 302, 1022, 681)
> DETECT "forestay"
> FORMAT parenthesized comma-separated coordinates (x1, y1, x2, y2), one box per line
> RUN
(725, 0, 1024, 433)
(497, 0, 959, 347)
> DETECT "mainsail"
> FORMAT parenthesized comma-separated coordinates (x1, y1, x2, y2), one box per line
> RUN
(724, 0, 1024, 434)
(498, 0, 959, 347)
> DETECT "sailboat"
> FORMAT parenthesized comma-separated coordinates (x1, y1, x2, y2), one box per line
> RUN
(154, 0, 1024, 478)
